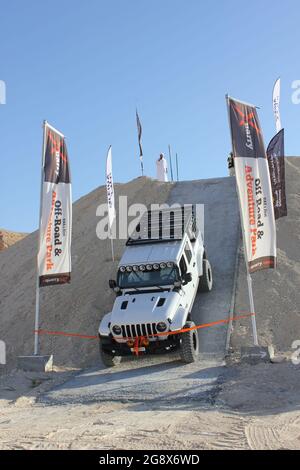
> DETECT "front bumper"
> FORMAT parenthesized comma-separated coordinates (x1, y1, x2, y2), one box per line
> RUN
(100, 334, 180, 356)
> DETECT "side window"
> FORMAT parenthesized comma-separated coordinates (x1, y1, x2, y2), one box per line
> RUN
(184, 242, 192, 264)
(179, 255, 187, 275)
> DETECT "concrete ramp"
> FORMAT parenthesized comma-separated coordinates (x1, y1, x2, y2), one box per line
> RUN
(168, 176, 240, 359)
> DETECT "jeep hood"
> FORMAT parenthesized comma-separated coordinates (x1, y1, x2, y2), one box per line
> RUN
(110, 290, 184, 325)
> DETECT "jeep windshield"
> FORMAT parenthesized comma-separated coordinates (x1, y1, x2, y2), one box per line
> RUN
(117, 265, 179, 289)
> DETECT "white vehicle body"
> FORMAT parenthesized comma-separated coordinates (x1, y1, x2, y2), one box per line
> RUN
(98, 206, 213, 363)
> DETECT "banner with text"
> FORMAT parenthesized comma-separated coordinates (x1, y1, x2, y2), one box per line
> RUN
(37, 123, 72, 287)
(106, 145, 115, 230)
(273, 78, 281, 133)
(227, 96, 276, 273)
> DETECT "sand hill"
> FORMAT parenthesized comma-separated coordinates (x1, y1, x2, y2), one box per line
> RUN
(0, 177, 172, 371)
(0, 158, 299, 373)
(0, 230, 27, 251)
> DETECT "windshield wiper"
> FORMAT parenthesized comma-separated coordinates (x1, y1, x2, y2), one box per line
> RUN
(125, 286, 143, 292)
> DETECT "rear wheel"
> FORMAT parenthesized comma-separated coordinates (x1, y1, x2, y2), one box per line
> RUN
(199, 259, 213, 292)
(180, 321, 199, 363)
(99, 340, 121, 367)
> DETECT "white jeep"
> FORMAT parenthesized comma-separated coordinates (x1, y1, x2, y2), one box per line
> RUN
(98, 206, 213, 366)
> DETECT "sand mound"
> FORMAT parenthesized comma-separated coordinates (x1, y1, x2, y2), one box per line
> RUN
(232, 157, 300, 353)
(0, 230, 27, 251)
(0, 177, 172, 371)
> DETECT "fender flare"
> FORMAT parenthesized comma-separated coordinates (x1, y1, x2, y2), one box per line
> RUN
(169, 306, 189, 332)
(98, 312, 112, 337)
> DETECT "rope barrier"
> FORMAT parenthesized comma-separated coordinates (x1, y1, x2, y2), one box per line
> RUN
(34, 312, 255, 356)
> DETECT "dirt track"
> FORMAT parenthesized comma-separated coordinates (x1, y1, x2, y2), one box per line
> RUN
(0, 360, 299, 450)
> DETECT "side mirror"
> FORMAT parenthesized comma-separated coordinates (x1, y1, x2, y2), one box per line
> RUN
(183, 272, 192, 284)
(109, 279, 117, 289)
(174, 280, 182, 288)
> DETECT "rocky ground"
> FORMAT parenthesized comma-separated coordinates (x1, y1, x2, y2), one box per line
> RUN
(0, 358, 299, 450)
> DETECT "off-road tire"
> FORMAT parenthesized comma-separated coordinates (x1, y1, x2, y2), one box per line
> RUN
(99, 341, 121, 367)
(199, 258, 213, 292)
(180, 321, 199, 363)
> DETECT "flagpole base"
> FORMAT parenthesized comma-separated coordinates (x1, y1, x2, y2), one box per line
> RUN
(240, 346, 271, 365)
(17, 355, 53, 372)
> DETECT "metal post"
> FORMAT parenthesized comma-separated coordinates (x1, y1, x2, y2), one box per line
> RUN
(168, 145, 174, 181)
(34, 120, 47, 355)
(247, 272, 258, 345)
(110, 237, 115, 262)
(175, 153, 179, 181)
(225, 95, 259, 346)
(140, 157, 144, 176)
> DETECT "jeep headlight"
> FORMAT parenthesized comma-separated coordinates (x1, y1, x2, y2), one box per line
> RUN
(112, 325, 122, 335)
(157, 321, 167, 332)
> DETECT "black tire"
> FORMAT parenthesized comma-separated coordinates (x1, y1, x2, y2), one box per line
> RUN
(99, 341, 121, 367)
(180, 321, 199, 363)
(199, 258, 213, 292)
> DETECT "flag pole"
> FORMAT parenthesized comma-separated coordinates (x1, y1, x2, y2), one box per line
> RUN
(176, 153, 179, 181)
(34, 120, 47, 355)
(225, 95, 259, 346)
(140, 158, 144, 176)
(168, 145, 174, 182)
(110, 233, 115, 262)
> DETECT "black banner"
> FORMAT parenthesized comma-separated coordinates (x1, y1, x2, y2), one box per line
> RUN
(266, 129, 287, 219)
(228, 98, 266, 160)
(136, 110, 143, 157)
(44, 128, 71, 184)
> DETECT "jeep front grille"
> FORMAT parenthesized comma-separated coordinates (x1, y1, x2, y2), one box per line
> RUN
(121, 323, 158, 339)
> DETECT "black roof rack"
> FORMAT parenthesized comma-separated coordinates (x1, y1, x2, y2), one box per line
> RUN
(126, 205, 197, 246)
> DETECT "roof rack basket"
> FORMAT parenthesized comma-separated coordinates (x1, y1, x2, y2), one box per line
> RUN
(126, 205, 197, 246)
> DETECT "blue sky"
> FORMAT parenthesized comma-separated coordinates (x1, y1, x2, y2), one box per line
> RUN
(1, 0, 300, 232)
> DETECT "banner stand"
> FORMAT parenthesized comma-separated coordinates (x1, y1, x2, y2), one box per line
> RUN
(34, 121, 72, 355)
(34, 120, 47, 356)
(225, 95, 259, 346)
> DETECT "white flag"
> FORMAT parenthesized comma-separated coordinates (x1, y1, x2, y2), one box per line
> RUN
(272, 78, 281, 133)
(37, 122, 72, 287)
(106, 146, 115, 230)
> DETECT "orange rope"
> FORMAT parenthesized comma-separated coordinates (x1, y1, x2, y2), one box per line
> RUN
(34, 312, 255, 352)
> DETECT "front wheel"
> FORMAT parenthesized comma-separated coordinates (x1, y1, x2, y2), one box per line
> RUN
(180, 321, 199, 363)
(99, 341, 121, 367)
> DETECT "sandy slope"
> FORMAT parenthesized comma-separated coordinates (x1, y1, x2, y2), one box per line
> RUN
(0, 229, 27, 251)
(0, 177, 172, 372)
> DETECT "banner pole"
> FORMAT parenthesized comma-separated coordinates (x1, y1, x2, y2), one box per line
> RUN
(225, 95, 259, 346)
(168, 145, 174, 182)
(34, 120, 47, 355)
(176, 153, 179, 181)
(110, 234, 115, 262)
(140, 158, 144, 176)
